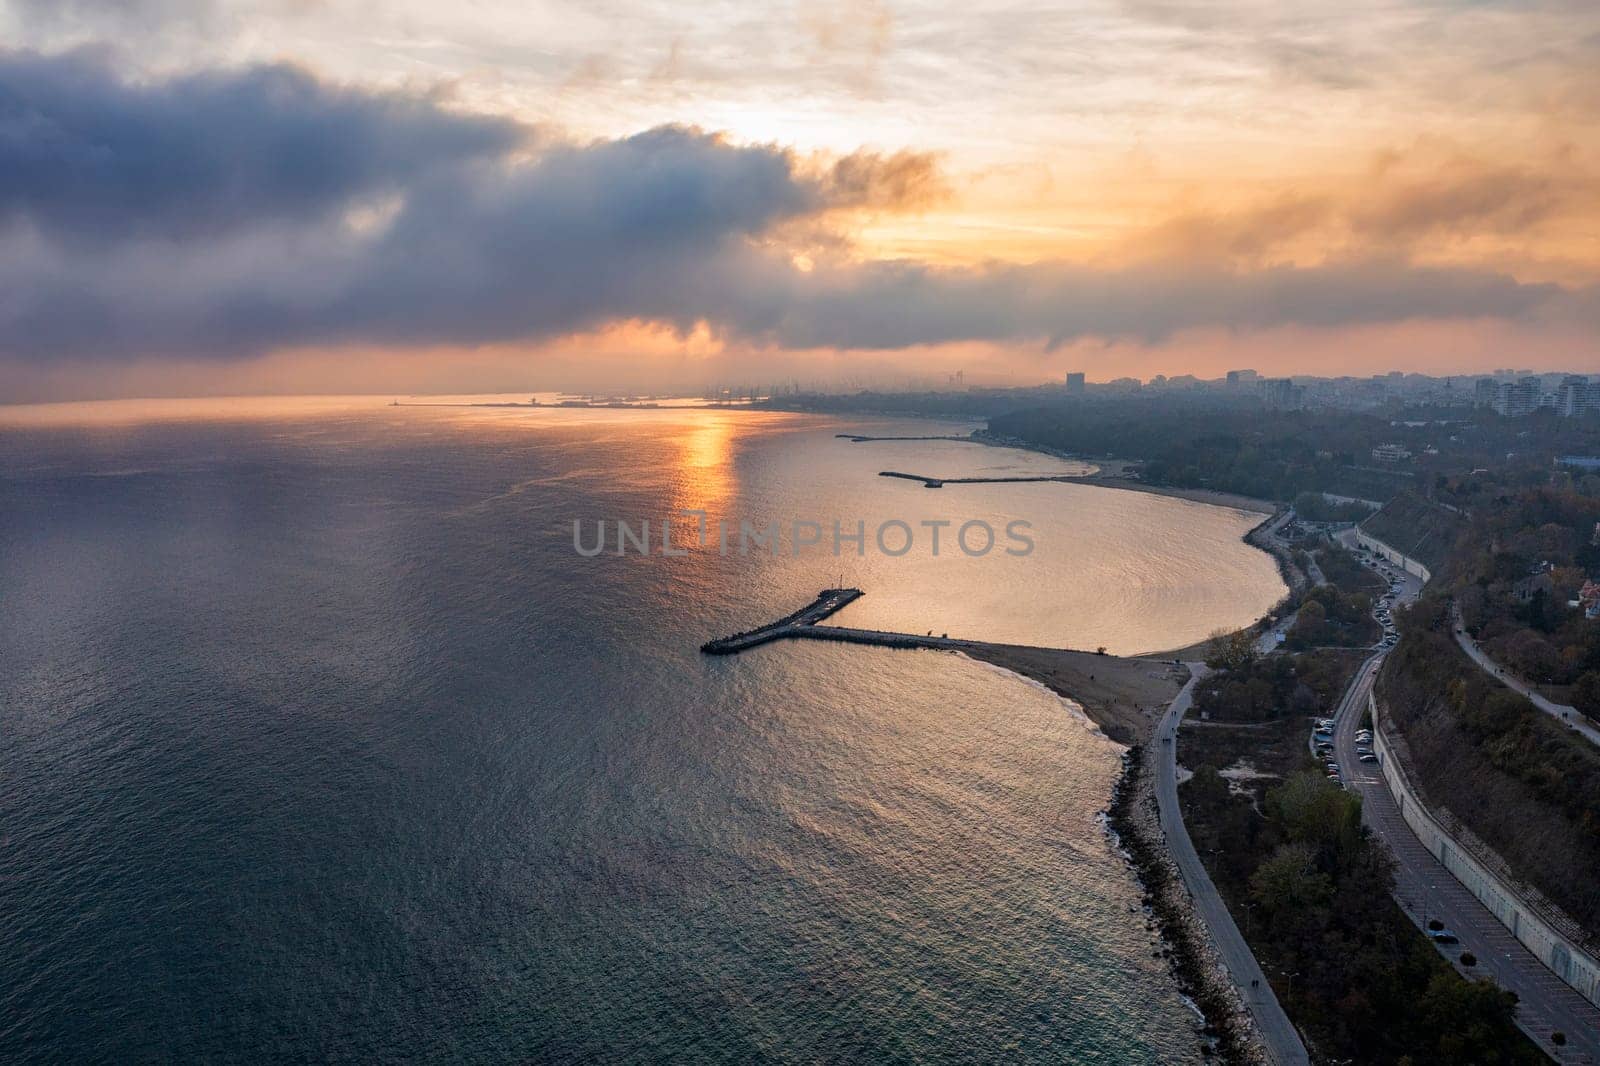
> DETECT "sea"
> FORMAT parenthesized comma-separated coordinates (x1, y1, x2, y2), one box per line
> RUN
(0, 397, 1285, 1062)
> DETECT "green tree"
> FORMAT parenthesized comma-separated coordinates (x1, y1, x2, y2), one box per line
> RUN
(1250, 842, 1334, 913)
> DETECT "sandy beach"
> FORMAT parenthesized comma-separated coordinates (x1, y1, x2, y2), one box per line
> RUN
(954, 430, 1279, 515)
(1070, 476, 1275, 516)
(959, 642, 1188, 745)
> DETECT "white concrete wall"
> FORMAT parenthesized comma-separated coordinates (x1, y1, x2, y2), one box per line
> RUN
(1370, 693, 1600, 1008)
(1353, 530, 1432, 582)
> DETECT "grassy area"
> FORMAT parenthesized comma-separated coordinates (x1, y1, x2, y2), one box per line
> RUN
(1359, 492, 1463, 575)
(1195, 647, 1368, 723)
(1316, 541, 1386, 595)
(1177, 713, 1542, 1063)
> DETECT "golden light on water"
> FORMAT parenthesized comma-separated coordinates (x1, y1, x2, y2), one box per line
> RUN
(669, 411, 740, 517)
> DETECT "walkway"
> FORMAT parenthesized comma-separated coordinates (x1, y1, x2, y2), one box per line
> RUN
(1450, 604, 1600, 748)
(1156, 664, 1310, 1066)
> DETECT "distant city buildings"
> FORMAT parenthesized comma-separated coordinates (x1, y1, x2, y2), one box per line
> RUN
(1226, 369, 1259, 388)
(1474, 374, 1597, 418)
(1499, 377, 1541, 416)
(1474, 378, 1497, 408)
(1065, 371, 1085, 394)
(1372, 443, 1412, 463)
(1261, 377, 1305, 410)
(1557, 376, 1600, 418)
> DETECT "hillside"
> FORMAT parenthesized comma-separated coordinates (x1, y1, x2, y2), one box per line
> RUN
(1359, 493, 1463, 573)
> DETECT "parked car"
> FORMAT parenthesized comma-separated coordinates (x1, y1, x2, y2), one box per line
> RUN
(1359, 753, 1378, 763)
(1427, 929, 1459, 944)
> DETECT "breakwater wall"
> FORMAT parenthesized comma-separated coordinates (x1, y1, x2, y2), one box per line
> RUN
(700, 588, 864, 654)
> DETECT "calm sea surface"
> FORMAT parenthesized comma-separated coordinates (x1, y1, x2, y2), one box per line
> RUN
(0, 398, 1284, 1062)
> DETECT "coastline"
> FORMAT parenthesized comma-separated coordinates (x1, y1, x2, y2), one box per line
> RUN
(970, 434, 1276, 515)
(948, 645, 1257, 1063)
(1109, 746, 1262, 1065)
(1070, 476, 1276, 517)
(815, 420, 1291, 1057)
(956, 642, 1184, 745)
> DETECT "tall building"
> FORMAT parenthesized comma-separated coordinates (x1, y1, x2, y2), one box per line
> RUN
(1226, 369, 1259, 388)
(1558, 375, 1599, 418)
(1491, 377, 1541, 417)
(1473, 377, 1497, 408)
(1261, 377, 1305, 410)
(1065, 371, 1086, 394)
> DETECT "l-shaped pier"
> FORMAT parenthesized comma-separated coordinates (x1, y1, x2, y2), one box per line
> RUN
(700, 588, 865, 653)
(703, 588, 990, 655)
(878, 470, 1085, 489)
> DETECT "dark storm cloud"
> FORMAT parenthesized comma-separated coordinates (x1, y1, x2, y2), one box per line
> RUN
(0, 50, 1589, 363)
(0, 49, 524, 241)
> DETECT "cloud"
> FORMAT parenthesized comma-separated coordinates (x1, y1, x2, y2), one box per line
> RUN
(818, 149, 947, 211)
(0, 49, 1592, 366)
(0, 48, 524, 242)
(1128, 147, 1600, 267)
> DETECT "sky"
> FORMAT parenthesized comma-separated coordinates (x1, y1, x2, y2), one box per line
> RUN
(0, 0, 1597, 400)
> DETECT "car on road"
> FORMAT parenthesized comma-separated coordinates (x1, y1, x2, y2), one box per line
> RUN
(1427, 929, 1460, 944)
(1359, 753, 1378, 763)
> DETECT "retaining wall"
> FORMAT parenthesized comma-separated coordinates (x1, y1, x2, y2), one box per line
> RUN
(1353, 531, 1432, 582)
(1370, 693, 1600, 1008)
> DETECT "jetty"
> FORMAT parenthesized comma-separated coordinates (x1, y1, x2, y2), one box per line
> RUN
(700, 589, 976, 656)
(700, 588, 865, 654)
(835, 433, 971, 443)
(701, 590, 1189, 744)
(701, 588, 982, 656)
(878, 470, 1085, 489)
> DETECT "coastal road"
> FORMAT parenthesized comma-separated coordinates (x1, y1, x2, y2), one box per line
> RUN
(1157, 664, 1310, 1066)
(1326, 539, 1600, 1057)
(1254, 613, 1295, 656)
(1252, 508, 1316, 655)
(1449, 604, 1600, 748)
(1333, 659, 1600, 1063)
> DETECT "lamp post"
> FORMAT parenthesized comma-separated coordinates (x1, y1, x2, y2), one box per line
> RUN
(1281, 969, 1299, 1000)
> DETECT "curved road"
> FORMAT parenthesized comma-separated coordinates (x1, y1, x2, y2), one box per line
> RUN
(1319, 556, 1600, 1060)
(1450, 604, 1600, 748)
(1156, 664, 1310, 1066)
(1298, 533, 1599, 1057)
(1333, 657, 1600, 1062)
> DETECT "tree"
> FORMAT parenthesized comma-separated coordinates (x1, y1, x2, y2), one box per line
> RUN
(1250, 842, 1334, 913)
(1574, 671, 1600, 725)
(1204, 628, 1259, 673)
(1268, 771, 1363, 862)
